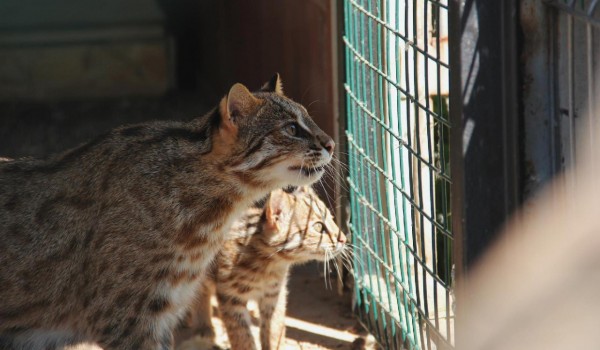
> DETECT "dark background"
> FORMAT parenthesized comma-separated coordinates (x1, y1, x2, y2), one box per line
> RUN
(0, 0, 338, 161)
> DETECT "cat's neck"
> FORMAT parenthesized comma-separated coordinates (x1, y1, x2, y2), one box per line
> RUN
(200, 131, 273, 202)
(242, 237, 297, 274)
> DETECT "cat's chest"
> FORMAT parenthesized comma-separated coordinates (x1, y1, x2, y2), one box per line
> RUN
(157, 224, 236, 332)
(230, 263, 289, 301)
(175, 201, 251, 269)
(248, 278, 281, 299)
(164, 199, 261, 311)
(166, 203, 251, 298)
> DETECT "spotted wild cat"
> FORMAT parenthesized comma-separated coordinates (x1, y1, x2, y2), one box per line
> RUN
(0, 75, 334, 350)
(184, 186, 347, 350)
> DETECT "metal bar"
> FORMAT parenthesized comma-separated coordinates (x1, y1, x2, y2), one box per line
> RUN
(586, 23, 595, 158)
(567, 13, 576, 171)
(545, 0, 600, 27)
(345, 0, 454, 347)
(354, 272, 454, 348)
(548, 5, 561, 175)
(345, 85, 452, 182)
(348, 0, 450, 69)
(347, 133, 453, 239)
(449, 0, 522, 345)
(346, 167, 454, 301)
(344, 36, 451, 126)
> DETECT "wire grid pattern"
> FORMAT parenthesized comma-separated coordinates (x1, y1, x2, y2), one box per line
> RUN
(343, 0, 452, 349)
(545, 0, 600, 172)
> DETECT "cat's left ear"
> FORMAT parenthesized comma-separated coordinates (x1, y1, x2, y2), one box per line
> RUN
(265, 189, 286, 232)
(219, 83, 261, 134)
(260, 73, 284, 95)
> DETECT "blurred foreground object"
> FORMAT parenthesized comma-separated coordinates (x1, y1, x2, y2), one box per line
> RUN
(458, 115, 600, 349)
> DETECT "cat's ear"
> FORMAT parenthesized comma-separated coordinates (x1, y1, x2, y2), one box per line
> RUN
(260, 73, 284, 95)
(265, 189, 286, 231)
(219, 83, 261, 133)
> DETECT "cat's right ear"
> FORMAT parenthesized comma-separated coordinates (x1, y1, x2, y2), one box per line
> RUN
(259, 73, 284, 95)
(219, 83, 261, 135)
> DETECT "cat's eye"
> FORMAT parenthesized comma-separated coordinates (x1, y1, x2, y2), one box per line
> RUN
(286, 123, 298, 136)
(313, 222, 325, 233)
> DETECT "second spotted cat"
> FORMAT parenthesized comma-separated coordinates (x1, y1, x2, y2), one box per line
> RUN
(185, 186, 347, 350)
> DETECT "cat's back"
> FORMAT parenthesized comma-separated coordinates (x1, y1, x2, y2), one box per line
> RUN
(0, 119, 179, 232)
(0, 118, 201, 181)
(0, 118, 210, 328)
(0, 118, 210, 215)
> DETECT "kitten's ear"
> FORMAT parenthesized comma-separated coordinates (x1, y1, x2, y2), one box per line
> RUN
(297, 186, 310, 194)
(265, 189, 286, 231)
(219, 83, 261, 133)
(297, 185, 317, 197)
(260, 73, 284, 95)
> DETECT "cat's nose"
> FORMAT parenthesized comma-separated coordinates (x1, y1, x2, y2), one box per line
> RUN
(322, 139, 335, 155)
(337, 233, 346, 244)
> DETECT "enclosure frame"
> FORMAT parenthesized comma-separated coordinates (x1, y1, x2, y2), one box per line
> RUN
(448, 0, 522, 347)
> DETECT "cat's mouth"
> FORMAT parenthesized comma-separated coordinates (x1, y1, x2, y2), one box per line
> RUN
(289, 165, 325, 177)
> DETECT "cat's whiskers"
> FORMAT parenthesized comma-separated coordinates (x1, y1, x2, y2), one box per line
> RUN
(340, 249, 355, 272)
(328, 152, 380, 191)
(295, 156, 306, 185)
(321, 160, 349, 195)
(305, 99, 320, 110)
(331, 248, 343, 286)
(322, 251, 328, 289)
(337, 244, 361, 270)
(324, 249, 332, 290)
(323, 249, 327, 288)
(315, 178, 336, 213)
(340, 255, 353, 273)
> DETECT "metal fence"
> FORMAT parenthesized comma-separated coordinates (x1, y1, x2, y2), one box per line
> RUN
(342, 0, 600, 347)
(343, 0, 453, 348)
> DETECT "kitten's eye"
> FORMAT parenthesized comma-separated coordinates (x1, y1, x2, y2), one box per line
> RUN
(286, 123, 298, 136)
(313, 222, 325, 233)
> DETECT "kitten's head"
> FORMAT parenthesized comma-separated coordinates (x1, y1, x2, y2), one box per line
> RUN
(214, 74, 334, 189)
(259, 186, 347, 263)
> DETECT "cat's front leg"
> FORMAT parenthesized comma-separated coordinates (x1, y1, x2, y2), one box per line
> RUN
(258, 284, 287, 350)
(189, 281, 217, 342)
(216, 292, 257, 350)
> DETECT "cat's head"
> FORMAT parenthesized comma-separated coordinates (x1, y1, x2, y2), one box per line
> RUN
(212, 74, 334, 189)
(259, 186, 347, 263)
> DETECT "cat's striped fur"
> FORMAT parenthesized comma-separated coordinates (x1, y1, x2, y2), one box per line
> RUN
(187, 186, 347, 350)
(0, 75, 334, 350)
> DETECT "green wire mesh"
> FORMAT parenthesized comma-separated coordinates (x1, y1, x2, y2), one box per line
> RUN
(343, 0, 453, 349)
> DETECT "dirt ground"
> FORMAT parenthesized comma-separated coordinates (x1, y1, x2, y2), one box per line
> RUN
(175, 262, 378, 350)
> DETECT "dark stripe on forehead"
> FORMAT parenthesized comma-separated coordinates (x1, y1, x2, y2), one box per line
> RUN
(270, 99, 299, 116)
(270, 98, 320, 132)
